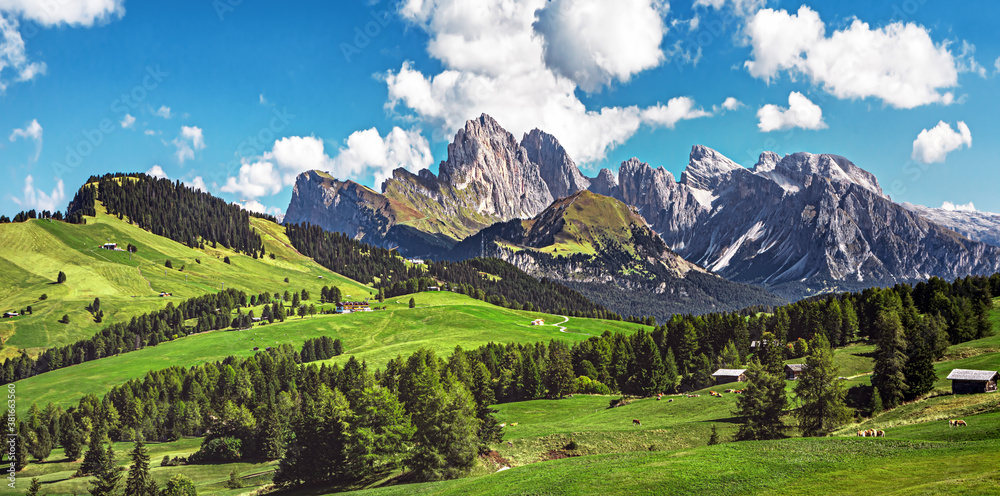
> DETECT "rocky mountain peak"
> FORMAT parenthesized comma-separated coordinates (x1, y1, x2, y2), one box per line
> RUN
(521, 128, 590, 200)
(680, 145, 744, 191)
(753, 151, 782, 173)
(589, 168, 618, 197)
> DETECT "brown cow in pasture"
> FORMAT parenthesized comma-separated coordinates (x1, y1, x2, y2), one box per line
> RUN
(632, 419, 641, 426)
(950, 419, 968, 427)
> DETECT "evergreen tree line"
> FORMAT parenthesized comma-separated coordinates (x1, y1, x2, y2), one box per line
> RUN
(0, 209, 66, 224)
(15, 345, 501, 486)
(0, 289, 249, 385)
(300, 336, 343, 362)
(66, 173, 266, 257)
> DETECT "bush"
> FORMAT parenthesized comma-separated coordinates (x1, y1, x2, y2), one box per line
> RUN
(163, 474, 197, 496)
(60, 314, 70, 324)
(409, 297, 416, 308)
(39, 294, 47, 300)
(189, 437, 242, 464)
(284, 277, 289, 283)
(57, 271, 66, 283)
(224, 256, 231, 265)
(165, 260, 173, 269)
(574, 376, 611, 395)
(565, 440, 579, 450)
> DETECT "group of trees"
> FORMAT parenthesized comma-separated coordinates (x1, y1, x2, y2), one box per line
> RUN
(14, 345, 500, 486)
(1, 289, 250, 385)
(66, 173, 266, 257)
(300, 336, 344, 362)
(0, 209, 65, 224)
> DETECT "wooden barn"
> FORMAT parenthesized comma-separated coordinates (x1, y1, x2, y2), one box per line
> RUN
(946, 369, 999, 394)
(712, 368, 747, 384)
(785, 363, 807, 380)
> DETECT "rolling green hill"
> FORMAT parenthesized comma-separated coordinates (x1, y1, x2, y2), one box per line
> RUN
(0, 207, 371, 358)
(11, 290, 647, 415)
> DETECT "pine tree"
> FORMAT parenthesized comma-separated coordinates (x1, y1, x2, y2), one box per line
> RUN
(29, 428, 53, 461)
(733, 359, 787, 441)
(81, 422, 109, 474)
(872, 310, 907, 409)
(408, 297, 415, 309)
(793, 334, 852, 436)
(124, 440, 157, 496)
(61, 416, 84, 460)
(162, 474, 197, 496)
(544, 342, 575, 398)
(88, 444, 122, 496)
(869, 386, 883, 415)
(626, 331, 664, 396)
(26, 478, 43, 496)
(57, 271, 66, 284)
(14, 422, 30, 471)
(663, 349, 679, 393)
(903, 318, 940, 400)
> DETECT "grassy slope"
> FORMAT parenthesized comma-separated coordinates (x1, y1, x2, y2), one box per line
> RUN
(12, 437, 278, 496)
(12, 290, 647, 415)
(0, 209, 371, 357)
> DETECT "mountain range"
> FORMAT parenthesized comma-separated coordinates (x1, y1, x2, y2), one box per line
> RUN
(284, 113, 1000, 304)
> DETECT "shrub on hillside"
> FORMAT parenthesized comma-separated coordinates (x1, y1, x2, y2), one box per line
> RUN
(189, 437, 242, 464)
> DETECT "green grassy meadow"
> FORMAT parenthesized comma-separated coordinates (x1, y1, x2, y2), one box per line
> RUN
(0, 209, 371, 358)
(11, 290, 647, 416)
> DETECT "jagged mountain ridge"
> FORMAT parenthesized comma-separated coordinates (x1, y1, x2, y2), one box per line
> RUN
(595, 148, 1000, 299)
(285, 114, 586, 253)
(445, 190, 787, 320)
(284, 113, 1000, 301)
(900, 203, 1000, 248)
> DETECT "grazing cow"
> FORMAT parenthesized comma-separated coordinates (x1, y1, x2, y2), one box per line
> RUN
(876, 430, 885, 437)
(951, 419, 968, 427)
(668, 398, 673, 402)
(632, 419, 641, 426)
(499, 423, 506, 428)
(507, 441, 513, 447)
(857, 430, 866, 437)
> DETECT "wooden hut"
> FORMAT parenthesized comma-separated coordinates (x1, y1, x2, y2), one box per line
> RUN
(785, 363, 807, 380)
(946, 369, 999, 394)
(712, 368, 747, 384)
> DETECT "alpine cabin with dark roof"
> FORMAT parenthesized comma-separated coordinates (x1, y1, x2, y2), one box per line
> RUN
(946, 369, 999, 394)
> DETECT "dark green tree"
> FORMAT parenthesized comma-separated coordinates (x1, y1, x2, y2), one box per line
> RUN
(88, 444, 121, 496)
(793, 334, 852, 436)
(544, 341, 575, 397)
(26, 478, 43, 496)
(57, 271, 66, 284)
(162, 474, 197, 496)
(625, 331, 664, 396)
(81, 422, 109, 474)
(407, 376, 480, 481)
(124, 440, 158, 496)
(872, 310, 907, 409)
(707, 425, 720, 445)
(14, 422, 30, 471)
(60, 416, 84, 460)
(408, 297, 415, 309)
(733, 359, 787, 441)
(29, 428, 52, 461)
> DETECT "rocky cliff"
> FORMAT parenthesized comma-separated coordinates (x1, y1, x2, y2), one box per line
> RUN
(598, 147, 1000, 299)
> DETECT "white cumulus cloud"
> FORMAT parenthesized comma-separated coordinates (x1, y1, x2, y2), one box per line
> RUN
(146, 165, 168, 179)
(533, 0, 668, 92)
(911, 121, 971, 164)
(154, 105, 172, 119)
(185, 176, 207, 192)
(757, 92, 826, 132)
(941, 201, 976, 212)
(221, 127, 434, 199)
(9, 118, 42, 161)
(0, 0, 124, 27)
(10, 175, 64, 212)
(693, 0, 765, 18)
(387, 0, 705, 165)
(641, 96, 712, 128)
(120, 113, 135, 128)
(721, 97, 744, 111)
(171, 125, 205, 164)
(744, 6, 971, 109)
(994, 56, 1000, 74)
(0, 14, 46, 91)
(238, 199, 283, 217)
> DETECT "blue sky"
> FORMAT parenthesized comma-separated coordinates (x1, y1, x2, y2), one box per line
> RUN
(1, 0, 998, 217)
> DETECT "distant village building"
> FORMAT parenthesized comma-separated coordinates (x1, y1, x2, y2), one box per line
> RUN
(785, 363, 807, 380)
(101, 242, 117, 250)
(427, 286, 440, 291)
(408, 258, 425, 265)
(531, 319, 545, 326)
(712, 368, 747, 384)
(947, 369, 999, 394)
(251, 317, 262, 322)
(2, 312, 19, 318)
(159, 292, 172, 297)
(750, 340, 769, 349)
(336, 301, 371, 314)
